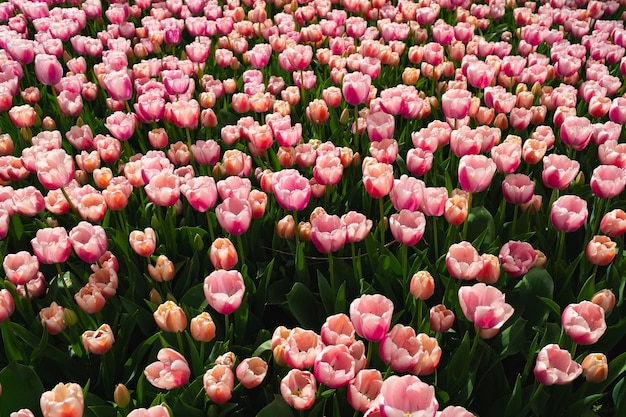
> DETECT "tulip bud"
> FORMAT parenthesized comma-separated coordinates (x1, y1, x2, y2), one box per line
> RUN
(410, 271, 435, 300)
(148, 255, 176, 282)
(276, 215, 295, 239)
(298, 221, 312, 242)
(149, 289, 163, 305)
(582, 353, 608, 383)
(42, 116, 56, 130)
(591, 289, 616, 314)
(64, 309, 78, 326)
(190, 312, 216, 342)
(114, 384, 131, 408)
(340, 108, 350, 124)
(430, 304, 455, 332)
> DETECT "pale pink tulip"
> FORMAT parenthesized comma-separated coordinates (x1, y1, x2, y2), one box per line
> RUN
(236, 357, 268, 389)
(349, 294, 394, 342)
(534, 344, 582, 385)
(458, 155, 496, 193)
(551, 195, 588, 232)
(458, 283, 514, 338)
(204, 364, 235, 404)
(562, 301, 607, 345)
(389, 210, 426, 246)
(203, 270, 245, 315)
(284, 327, 323, 370)
(314, 344, 356, 388)
(379, 375, 438, 417)
(280, 369, 317, 411)
(31, 227, 72, 264)
(446, 242, 483, 280)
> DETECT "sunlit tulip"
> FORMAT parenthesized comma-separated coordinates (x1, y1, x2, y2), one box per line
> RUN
(534, 344, 582, 385)
(40, 383, 84, 417)
(144, 348, 190, 390)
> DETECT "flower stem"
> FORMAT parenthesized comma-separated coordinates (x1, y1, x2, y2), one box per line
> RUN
(176, 331, 185, 356)
(328, 252, 335, 297)
(378, 197, 385, 247)
(236, 234, 246, 268)
(354, 105, 360, 153)
(206, 211, 215, 242)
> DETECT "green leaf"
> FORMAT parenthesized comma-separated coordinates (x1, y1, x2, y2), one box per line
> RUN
(256, 396, 295, 417)
(317, 271, 334, 316)
(613, 377, 625, 415)
(0, 362, 45, 417)
(1, 320, 25, 363)
(467, 206, 495, 249)
(286, 282, 320, 329)
(537, 296, 562, 320)
(495, 318, 527, 356)
(252, 340, 272, 357)
(334, 282, 346, 314)
(504, 374, 523, 417)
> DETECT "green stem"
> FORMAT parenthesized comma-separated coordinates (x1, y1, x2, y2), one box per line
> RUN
(469, 327, 481, 361)
(378, 197, 385, 247)
(206, 211, 216, 242)
(461, 192, 473, 241)
(176, 331, 185, 356)
(417, 298, 424, 332)
(401, 244, 408, 283)
(351, 242, 359, 286)
(236, 234, 246, 268)
(555, 231, 566, 266)
(512, 203, 520, 237)
(354, 105, 360, 153)
(328, 252, 336, 297)
(225, 314, 231, 342)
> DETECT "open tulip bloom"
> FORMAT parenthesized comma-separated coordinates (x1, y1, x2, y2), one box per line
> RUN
(1, 1, 626, 417)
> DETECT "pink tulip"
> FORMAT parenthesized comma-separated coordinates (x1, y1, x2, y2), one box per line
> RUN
(369, 139, 398, 164)
(562, 301, 607, 345)
(389, 175, 424, 212)
(348, 369, 383, 412)
(446, 242, 483, 280)
(420, 187, 448, 216)
(590, 165, 626, 198)
(410, 271, 435, 300)
(203, 270, 245, 315)
(144, 171, 180, 207)
(105, 111, 136, 141)
(429, 304, 455, 333)
(600, 209, 626, 237)
(441, 88, 472, 120)
(181, 176, 218, 212)
(467, 61, 495, 89)
(81, 323, 115, 355)
(204, 364, 235, 404)
(217, 176, 252, 201)
(491, 142, 522, 174)
(389, 210, 426, 246)
(342, 71, 371, 106)
(209, 238, 238, 270)
(501, 174, 535, 205)
(34, 54, 63, 86)
(341, 211, 373, 244)
(31, 227, 72, 264)
(103, 69, 133, 102)
(40, 382, 84, 417)
(366, 112, 395, 142)
(3, 251, 39, 285)
(127, 406, 170, 417)
(439, 406, 475, 417)
(458, 283, 514, 338)
(450, 126, 481, 157)
(74, 283, 106, 314)
(215, 197, 252, 236)
(10, 409, 35, 417)
(314, 344, 356, 388)
(406, 148, 434, 176)
(362, 159, 394, 198)
(542, 154, 580, 190)
(35, 149, 75, 191)
(310, 213, 347, 253)
(379, 324, 422, 373)
(458, 155, 496, 193)
(0, 289, 15, 323)
(560, 116, 593, 151)
(129, 227, 156, 257)
(153, 300, 187, 333)
(272, 169, 311, 211)
(145, 348, 190, 390)
(236, 357, 268, 389)
(280, 369, 317, 411)
(69, 221, 108, 264)
(498, 241, 537, 278)
(39, 302, 66, 335)
(313, 154, 343, 186)
(321, 313, 355, 346)
(284, 327, 323, 370)
(534, 344, 582, 385)
(551, 195, 588, 232)
(379, 375, 438, 417)
(586, 235, 617, 266)
(350, 294, 394, 342)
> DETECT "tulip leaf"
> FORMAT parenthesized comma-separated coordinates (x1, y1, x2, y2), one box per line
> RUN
(613, 377, 625, 415)
(536, 296, 562, 321)
(467, 206, 495, 249)
(256, 396, 295, 417)
(317, 271, 334, 316)
(334, 282, 346, 314)
(84, 405, 117, 417)
(577, 275, 596, 302)
(1, 320, 25, 363)
(504, 374, 523, 417)
(0, 362, 45, 417)
(495, 318, 527, 356)
(286, 282, 321, 329)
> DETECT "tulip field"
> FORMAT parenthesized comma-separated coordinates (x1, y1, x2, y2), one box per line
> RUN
(2, 0, 626, 416)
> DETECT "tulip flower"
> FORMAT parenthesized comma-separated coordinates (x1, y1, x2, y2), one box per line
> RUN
(562, 301, 607, 345)
(379, 375, 438, 417)
(40, 382, 84, 417)
(458, 283, 514, 338)
(280, 369, 317, 411)
(203, 270, 245, 315)
(534, 344, 582, 385)
(81, 323, 115, 355)
(349, 294, 394, 342)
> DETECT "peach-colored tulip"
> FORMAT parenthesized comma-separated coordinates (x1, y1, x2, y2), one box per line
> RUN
(204, 364, 235, 404)
(129, 228, 156, 257)
(581, 353, 608, 383)
(347, 369, 383, 412)
(39, 302, 66, 335)
(590, 289, 616, 314)
(210, 238, 238, 270)
(321, 313, 355, 346)
(153, 301, 187, 333)
(280, 369, 317, 411)
(40, 382, 84, 417)
(586, 235, 617, 266)
(429, 304, 455, 333)
(410, 271, 434, 300)
(236, 357, 268, 389)
(82, 323, 115, 355)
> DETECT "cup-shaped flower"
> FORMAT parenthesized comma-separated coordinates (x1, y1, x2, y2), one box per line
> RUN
(600, 209, 626, 237)
(40, 382, 84, 417)
(581, 353, 608, 383)
(562, 301, 607, 345)
(347, 369, 383, 412)
(10, 409, 35, 417)
(280, 369, 317, 411)
(378, 375, 438, 417)
(542, 154, 580, 190)
(215, 197, 252, 236)
(284, 327, 323, 370)
(129, 227, 156, 257)
(204, 364, 235, 404)
(349, 294, 394, 342)
(446, 242, 483, 280)
(272, 169, 311, 211)
(203, 270, 245, 315)
(591, 289, 616, 314)
(210, 238, 238, 270)
(458, 283, 514, 337)
(590, 165, 626, 199)
(551, 195, 588, 232)
(69, 221, 108, 264)
(144, 348, 190, 390)
(0, 289, 15, 323)
(148, 255, 175, 282)
(127, 406, 170, 417)
(502, 174, 535, 205)
(498, 241, 537, 278)
(74, 283, 106, 314)
(82, 323, 115, 355)
(441, 88, 472, 120)
(3, 251, 39, 285)
(586, 235, 617, 266)
(379, 324, 421, 373)
(410, 271, 435, 300)
(236, 357, 268, 389)
(310, 213, 347, 253)
(389, 210, 426, 246)
(153, 300, 187, 333)
(181, 176, 218, 212)
(39, 301, 66, 335)
(439, 406, 475, 417)
(429, 304, 455, 333)
(190, 312, 216, 343)
(342, 71, 371, 106)
(341, 211, 373, 244)
(534, 344, 582, 385)
(35, 149, 75, 190)
(458, 154, 496, 193)
(390, 175, 424, 212)
(321, 313, 355, 346)
(144, 171, 180, 207)
(363, 160, 394, 198)
(314, 344, 356, 388)
(411, 333, 442, 376)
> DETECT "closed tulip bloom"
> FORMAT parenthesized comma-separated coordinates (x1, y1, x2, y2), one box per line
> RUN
(145, 171, 180, 207)
(389, 210, 426, 246)
(421, 187, 448, 217)
(10, 409, 35, 417)
(310, 213, 347, 253)
(148, 255, 175, 282)
(498, 241, 537, 278)
(560, 116, 593, 151)
(272, 169, 312, 211)
(429, 304, 455, 333)
(31, 227, 72, 264)
(145, 348, 190, 390)
(210, 238, 238, 270)
(458, 155, 496, 193)
(444, 195, 469, 226)
(379, 375, 438, 417)
(458, 283, 514, 337)
(551, 195, 588, 232)
(411, 333, 442, 376)
(0, 289, 15, 323)
(366, 112, 395, 142)
(363, 161, 394, 198)
(586, 236, 617, 266)
(410, 271, 435, 300)
(341, 211, 373, 243)
(542, 154, 580, 190)
(534, 344, 582, 385)
(127, 406, 170, 417)
(3, 251, 39, 285)
(491, 142, 522, 174)
(321, 313, 355, 346)
(14, 187, 45, 217)
(40, 382, 84, 417)
(215, 197, 252, 236)
(350, 294, 394, 342)
(129, 227, 156, 257)
(203, 270, 245, 315)
(39, 302, 66, 335)
(348, 369, 383, 412)
(313, 154, 343, 186)
(153, 300, 187, 333)
(74, 283, 106, 314)
(582, 353, 608, 383)
(390, 175, 424, 212)
(35, 54, 63, 86)
(181, 176, 218, 213)
(314, 344, 356, 388)
(446, 242, 483, 280)
(69, 221, 108, 264)
(35, 149, 75, 190)
(280, 369, 317, 411)
(439, 406, 475, 417)
(190, 312, 216, 343)
(204, 364, 235, 404)
(590, 165, 626, 198)
(342, 71, 371, 106)
(600, 209, 626, 237)
(591, 289, 616, 314)
(562, 301, 607, 345)
(82, 323, 115, 355)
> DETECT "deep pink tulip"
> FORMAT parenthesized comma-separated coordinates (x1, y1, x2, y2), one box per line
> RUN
(502, 174, 535, 205)
(441, 89, 472, 120)
(439, 406, 475, 417)
(551, 195, 588, 232)
(389, 175, 424, 212)
(542, 154, 580, 190)
(203, 270, 245, 315)
(498, 241, 537, 278)
(272, 169, 311, 211)
(458, 283, 514, 338)
(103, 69, 133, 102)
(389, 210, 426, 246)
(314, 344, 356, 388)
(144, 348, 190, 390)
(280, 369, 316, 411)
(379, 375, 438, 417)
(181, 176, 218, 212)
(458, 155, 496, 193)
(342, 71, 371, 106)
(69, 222, 108, 264)
(31, 227, 72, 264)
(467, 61, 495, 89)
(534, 344, 582, 385)
(35, 54, 63, 86)
(562, 301, 607, 345)
(446, 242, 483, 280)
(590, 165, 626, 198)
(310, 213, 348, 253)
(560, 116, 593, 151)
(406, 148, 434, 177)
(215, 197, 252, 236)
(349, 294, 394, 342)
